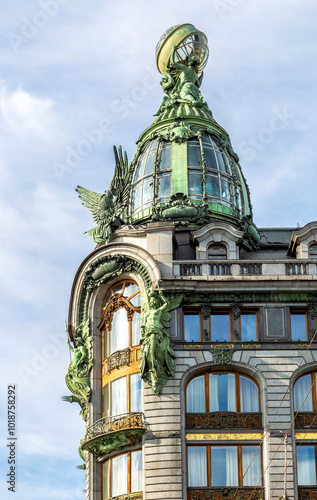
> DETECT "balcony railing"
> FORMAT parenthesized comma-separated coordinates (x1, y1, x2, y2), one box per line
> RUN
(298, 487, 317, 499)
(85, 412, 145, 442)
(173, 260, 317, 279)
(188, 487, 264, 500)
(111, 494, 143, 500)
(295, 412, 317, 429)
(186, 412, 262, 430)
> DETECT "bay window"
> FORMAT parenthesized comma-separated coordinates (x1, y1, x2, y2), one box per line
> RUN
(103, 449, 143, 499)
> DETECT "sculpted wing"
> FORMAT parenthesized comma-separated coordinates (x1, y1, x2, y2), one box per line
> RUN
(76, 186, 104, 226)
(110, 145, 132, 215)
(161, 294, 183, 329)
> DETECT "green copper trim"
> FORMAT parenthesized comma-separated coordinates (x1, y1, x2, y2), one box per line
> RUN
(82, 428, 145, 456)
(172, 142, 188, 194)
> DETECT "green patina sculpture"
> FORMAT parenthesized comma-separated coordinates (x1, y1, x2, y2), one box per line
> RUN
(82, 429, 144, 456)
(140, 288, 182, 395)
(64, 319, 94, 421)
(76, 145, 132, 244)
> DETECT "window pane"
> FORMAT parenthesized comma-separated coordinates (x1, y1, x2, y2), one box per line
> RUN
(124, 282, 138, 298)
(291, 313, 307, 341)
(187, 375, 205, 412)
(208, 244, 226, 260)
(211, 314, 230, 341)
(144, 153, 155, 175)
(188, 446, 207, 486)
(216, 151, 227, 172)
(132, 184, 142, 211)
(294, 374, 313, 412)
(297, 445, 316, 485)
(309, 245, 317, 258)
(240, 376, 259, 412)
(188, 141, 201, 166)
(158, 174, 171, 198)
(204, 147, 218, 170)
(188, 172, 202, 197)
(209, 373, 236, 412)
(130, 374, 142, 413)
(221, 178, 232, 204)
(131, 450, 143, 492)
(112, 454, 127, 496)
(111, 377, 127, 416)
(211, 446, 238, 486)
(143, 181, 153, 204)
(130, 293, 141, 307)
(206, 175, 220, 198)
(110, 308, 129, 354)
(160, 146, 171, 170)
(241, 314, 257, 342)
(242, 446, 262, 486)
(103, 460, 109, 499)
(132, 312, 141, 345)
(184, 314, 200, 342)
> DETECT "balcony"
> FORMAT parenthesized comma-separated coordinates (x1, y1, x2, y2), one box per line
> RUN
(82, 412, 145, 456)
(173, 260, 317, 280)
(111, 494, 143, 500)
(188, 487, 264, 500)
(186, 412, 262, 430)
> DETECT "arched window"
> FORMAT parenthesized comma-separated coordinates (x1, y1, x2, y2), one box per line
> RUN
(100, 281, 141, 360)
(103, 449, 143, 499)
(186, 372, 260, 414)
(207, 243, 227, 260)
(309, 244, 317, 259)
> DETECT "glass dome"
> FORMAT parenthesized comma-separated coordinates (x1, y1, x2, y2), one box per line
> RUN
(130, 132, 250, 222)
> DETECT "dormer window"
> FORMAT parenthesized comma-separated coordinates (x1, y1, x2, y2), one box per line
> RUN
(309, 244, 317, 259)
(208, 243, 227, 260)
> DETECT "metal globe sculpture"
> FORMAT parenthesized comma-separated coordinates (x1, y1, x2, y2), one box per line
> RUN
(156, 23, 209, 75)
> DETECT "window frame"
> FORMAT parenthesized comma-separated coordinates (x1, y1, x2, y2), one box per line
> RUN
(183, 311, 202, 342)
(290, 310, 308, 342)
(207, 243, 227, 260)
(102, 448, 143, 499)
(186, 443, 263, 488)
(210, 311, 232, 342)
(185, 371, 261, 414)
(103, 371, 142, 418)
(100, 280, 141, 360)
(293, 371, 317, 413)
(240, 311, 258, 342)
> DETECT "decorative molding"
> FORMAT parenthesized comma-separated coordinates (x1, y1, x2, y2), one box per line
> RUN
(187, 487, 264, 500)
(210, 348, 233, 364)
(186, 412, 262, 430)
(295, 412, 317, 429)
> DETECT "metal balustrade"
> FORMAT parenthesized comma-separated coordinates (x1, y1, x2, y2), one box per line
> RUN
(84, 412, 145, 442)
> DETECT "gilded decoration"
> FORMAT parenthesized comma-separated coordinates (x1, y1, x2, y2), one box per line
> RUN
(295, 412, 317, 429)
(187, 487, 264, 500)
(186, 433, 263, 441)
(82, 412, 145, 456)
(111, 494, 143, 500)
(106, 348, 131, 373)
(298, 488, 317, 500)
(140, 288, 183, 394)
(186, 412, 262, 430)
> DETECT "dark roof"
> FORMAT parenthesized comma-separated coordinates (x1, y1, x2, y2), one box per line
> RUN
(258, 228, 295, 246)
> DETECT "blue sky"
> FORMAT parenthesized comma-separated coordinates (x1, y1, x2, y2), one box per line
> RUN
(1, 1, 317, 498)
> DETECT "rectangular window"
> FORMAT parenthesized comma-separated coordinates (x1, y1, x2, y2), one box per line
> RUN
(184, 313, 200, 342)
(291, 312, 307, 341)
(130, 373, 142, 413)
(210, 313, 231, 341)
(297, 445, 317, 485)
(111, 377, 127, 416)
(241, 313, 257, 342)
(187, 445, 262, 487)
(112, 453, 127, 497)
(103, 450, 143, 499)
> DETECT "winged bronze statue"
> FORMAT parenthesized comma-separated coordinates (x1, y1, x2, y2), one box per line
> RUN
(76, 145, 132, 243)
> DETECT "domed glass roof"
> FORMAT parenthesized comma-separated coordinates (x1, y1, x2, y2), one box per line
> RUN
(130, 131, 250, 224)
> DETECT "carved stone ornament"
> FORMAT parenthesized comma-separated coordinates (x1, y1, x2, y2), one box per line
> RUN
(140, 289, 183, 395)
(201, 306, 211, 320)
(210, 348, 233, 365)
(64, 319, 94, 421)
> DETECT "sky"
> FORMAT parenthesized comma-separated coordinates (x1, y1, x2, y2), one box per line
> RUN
(0, 1, 317, 499)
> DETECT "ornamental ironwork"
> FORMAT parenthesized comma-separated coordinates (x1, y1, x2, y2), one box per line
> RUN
(111, 493, 143, 500)
(298, 487, 317, 500)
(186, 412, 262, 430)
(84, 412, 145, 442)
(295, 412, 317, 429)
(106, 348, 131, 372)
(188, 487, 264, 500)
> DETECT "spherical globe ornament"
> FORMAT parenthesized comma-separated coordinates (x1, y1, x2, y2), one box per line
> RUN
(156, 23, 209, 76)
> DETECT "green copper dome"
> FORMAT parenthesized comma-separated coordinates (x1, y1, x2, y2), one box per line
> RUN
(76, 24, 259, 249)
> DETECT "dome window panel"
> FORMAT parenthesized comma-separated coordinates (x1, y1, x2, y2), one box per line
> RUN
(188, 170, 203, 199)
(203, 146, 218, 171)
(144, 153, 155, 176)
(220, 178, 233, 205)
(132, 184, 142, 212)
(158, 173, 171, 199)
(188, 139, 201, 167)
(206, 175, 220, 199)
